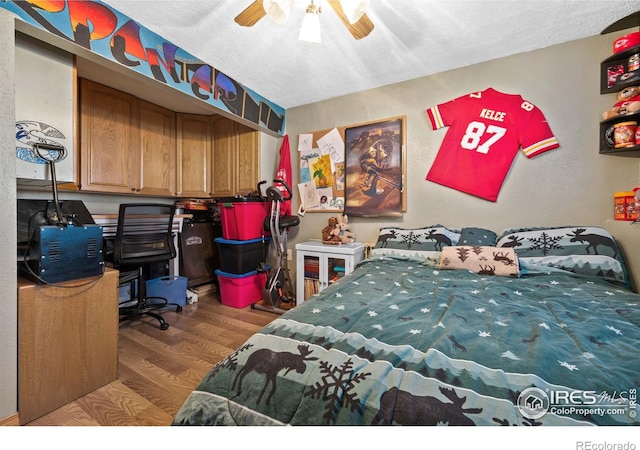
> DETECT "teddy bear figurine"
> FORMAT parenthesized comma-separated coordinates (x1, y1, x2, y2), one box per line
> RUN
(322, 217, 342, 245)
(331, 214, 356, 244)
(603, 85, 640, 119)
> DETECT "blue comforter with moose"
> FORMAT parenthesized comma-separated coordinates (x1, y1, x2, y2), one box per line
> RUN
(173, 226, 640, 426)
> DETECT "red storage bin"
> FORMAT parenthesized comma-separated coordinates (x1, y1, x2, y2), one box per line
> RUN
(215, 269, 265, 308)
(217, 198, 268, 240)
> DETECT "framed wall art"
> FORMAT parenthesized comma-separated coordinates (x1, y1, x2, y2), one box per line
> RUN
(343, 116, 406, 217)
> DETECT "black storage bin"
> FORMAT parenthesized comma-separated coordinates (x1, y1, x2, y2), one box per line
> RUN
(215, 237, 270, 275)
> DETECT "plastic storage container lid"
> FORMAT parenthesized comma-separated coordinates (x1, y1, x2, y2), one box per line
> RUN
(217, 196, 267, 204)
(215, 269, 260, 278)
(214, 236, 270, 245)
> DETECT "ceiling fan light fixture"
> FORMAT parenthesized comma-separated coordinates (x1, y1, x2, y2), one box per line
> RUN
(299, 1, 322, 43)
(263, 0, 291, 25)
(340, 0, 369, 24)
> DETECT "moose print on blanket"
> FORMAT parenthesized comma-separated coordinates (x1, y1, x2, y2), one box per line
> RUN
(371, 225, 461, 259)
(372, 386, 483, 425)
(567, 228, 617, 257)
(496, 226, 627, 283)
(232, 344, 319, 405)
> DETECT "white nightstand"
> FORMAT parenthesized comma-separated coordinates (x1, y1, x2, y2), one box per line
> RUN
(295, 240, 365, 304)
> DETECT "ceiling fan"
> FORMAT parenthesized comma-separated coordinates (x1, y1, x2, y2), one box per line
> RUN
(235, 0, 375, 41)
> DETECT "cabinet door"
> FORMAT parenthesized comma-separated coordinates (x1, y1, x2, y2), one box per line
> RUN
(211, 115, 235, 197)
(297, 251, 322, 303)
(137, 101, 176, 196)
(80, 79, 139, 193)
(326, 254, 349, 288)
(212, 115, 261, 197)
(236, 121, 260, 194)
(296, 251, 349, 302)
(176, 113, 212, 197)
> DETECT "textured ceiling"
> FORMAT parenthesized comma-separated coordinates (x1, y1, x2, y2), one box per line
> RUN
(102, 1, 640, 110)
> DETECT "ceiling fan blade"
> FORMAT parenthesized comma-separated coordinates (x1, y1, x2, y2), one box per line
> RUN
(327, 0, 374, 40)
(235, 0, 266, 27)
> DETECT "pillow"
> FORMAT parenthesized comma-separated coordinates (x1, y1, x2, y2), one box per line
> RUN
(440, 246, 520, 277)
(496, 226, 628, 284)
(458, 227, 497, 246)
(371, 225, 460, 260)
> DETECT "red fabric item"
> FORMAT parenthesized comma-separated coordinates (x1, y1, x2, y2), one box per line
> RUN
(275, 135, 292, 216)
(425, 88, 559, 202)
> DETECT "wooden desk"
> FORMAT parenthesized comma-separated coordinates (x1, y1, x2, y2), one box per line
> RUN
(18, 268, 119, 424)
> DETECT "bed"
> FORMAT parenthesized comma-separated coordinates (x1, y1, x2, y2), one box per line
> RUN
(172, 225, 639, 426)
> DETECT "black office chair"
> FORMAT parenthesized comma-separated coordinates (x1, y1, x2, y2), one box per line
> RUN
(110, 203, 183, 330)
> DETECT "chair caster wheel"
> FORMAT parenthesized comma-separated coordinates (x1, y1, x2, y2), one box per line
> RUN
(177, 306, 183, 312)
(160, 323, 169, 330)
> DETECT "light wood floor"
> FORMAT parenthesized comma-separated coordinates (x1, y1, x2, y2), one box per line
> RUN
(25, 289, 276, 426)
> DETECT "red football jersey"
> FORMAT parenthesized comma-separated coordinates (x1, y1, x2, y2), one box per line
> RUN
(425, 88, 559, 202)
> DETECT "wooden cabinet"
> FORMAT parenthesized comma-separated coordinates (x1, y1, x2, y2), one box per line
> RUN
(295, 241, 365, 304)
(211, 115, 235, 197)
(80, 79, 139, 193)
(176, 113, 212, 197)
(211, 115, 260, 197)
(235, 120, 261, 195)
(177, 114, 261, 198)
(137, 100, 176, 196)
(18, 269, 119, 424)
(80, 80, 261, 198)
(80, 79, 178, 194)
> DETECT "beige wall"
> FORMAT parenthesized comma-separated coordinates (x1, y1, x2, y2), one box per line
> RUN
(284, 32, 640, 256)
(2, 16, 640, 421)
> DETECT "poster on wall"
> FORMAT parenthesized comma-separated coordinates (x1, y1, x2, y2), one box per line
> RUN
(344, 116, 405, 217)
(297, 129, 345, 212)
(15, 36, 75, 185)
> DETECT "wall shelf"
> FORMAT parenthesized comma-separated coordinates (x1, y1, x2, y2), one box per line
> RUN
(600, 45, 640, 94)
(599, 111, 640, 155)
(599, 17, 640, 158)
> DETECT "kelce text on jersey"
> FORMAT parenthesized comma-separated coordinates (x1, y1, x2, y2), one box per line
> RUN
(479, 108, 506, 122)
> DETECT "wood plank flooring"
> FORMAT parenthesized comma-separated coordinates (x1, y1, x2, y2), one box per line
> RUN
(24, 290, 276, 426)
